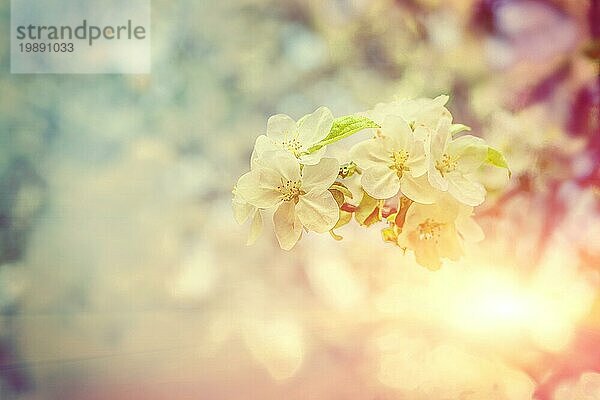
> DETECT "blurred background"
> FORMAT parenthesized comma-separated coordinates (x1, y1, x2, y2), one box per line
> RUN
(1, 0, 600, 399)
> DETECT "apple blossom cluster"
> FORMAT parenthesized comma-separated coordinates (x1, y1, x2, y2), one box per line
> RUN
(233, 96, 509, 270)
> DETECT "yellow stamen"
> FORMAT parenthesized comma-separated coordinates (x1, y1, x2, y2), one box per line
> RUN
(435, 153, 458, 176)
(417, 218, 445, 242)
(281, 139, 303, 157)
(389, 149, 411, 178)
(276, 178, 305, 202)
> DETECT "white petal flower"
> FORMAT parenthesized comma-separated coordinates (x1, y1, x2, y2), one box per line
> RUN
(232, 192, 256, 225)
(246, 210, 263, 245)
(367, 95, 452, 129)
(350, 115, 432, 202)
(273, 200, 303, 250)
(237, 151, 301, 209)
(455, 204, 484, 243)
(237, 151, 340, 250)
(232, 179, 263, 245)
(252, 107, 333, 165)
(234, 96, 502, 265)
(397, 194, 483, 270)
(427, 119, 488, 206)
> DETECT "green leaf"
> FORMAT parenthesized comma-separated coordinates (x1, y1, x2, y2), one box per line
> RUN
(486, 146, 511, 177)
(308, 115, 379, 153)
(449, 124, 471, 135)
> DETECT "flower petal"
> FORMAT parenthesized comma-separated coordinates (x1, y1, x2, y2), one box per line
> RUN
(413, 125, 431, 142)
(236, 169, 281, 209)
(296, 190, 339, 233)
(297, 106, 334, 146)
(261, 151, 302, 183)
(302, 158, 339, 194)
(299, 147, 326, 165)
(447, 173, 486, 206)
(401, 201, 424, 233)
(400, 175, 436, 204)
(429, 126, 450, 160)
(361, 166, 401, 199)
(448, 135, 488, 173)
(381, 115, 412, 149)
(427, 164, 448, 192)
(409, 230, 443, 271)
(232, 197, 255, 224)
(267, 114, 298, 142)
(438, 225, 463, 261)
(456, 205, 484, 242)
(435, 112, 453, 134)
(247, 211, 263, 245)
(456, 214, 484, 243)
(251, 135, 281, 169)
(433, 94, 450, 106)
(407, 139, 428, 177)
(350, 138, 392, 170)
(273, 201, 303, 250)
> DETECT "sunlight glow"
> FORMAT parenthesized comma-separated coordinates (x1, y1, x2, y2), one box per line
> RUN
(451, 272, 534, 336)
(443, 261, 595, 352)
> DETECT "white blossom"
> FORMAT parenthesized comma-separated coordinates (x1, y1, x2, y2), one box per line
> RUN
(252, 106, 334, 165)
(232, 185, 263, 245)
(233, 96, 508, 270)
(367, 95, 452, 129)
(236, 151, 339, 250)
(397, 194, 483, 270)
(350, 115, 432, 202)
(427, 118, 488, 206)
